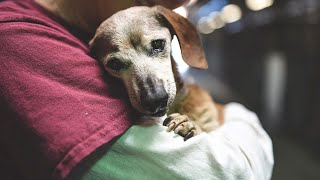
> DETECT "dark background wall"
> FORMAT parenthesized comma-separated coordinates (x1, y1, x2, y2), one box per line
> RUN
(186, 0, 320, 179)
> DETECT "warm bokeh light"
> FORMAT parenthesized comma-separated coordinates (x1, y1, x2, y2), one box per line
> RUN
(220, 4, 242, 23)
(207, 11, 225, 29)
(197, 3, 243, 34)
(197, 17, 215, 34)
(245, 0, 274, 11)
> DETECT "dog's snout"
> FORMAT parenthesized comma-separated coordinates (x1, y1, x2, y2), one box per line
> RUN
(141, 92, 169, 116)
(139, 77, 169, 116)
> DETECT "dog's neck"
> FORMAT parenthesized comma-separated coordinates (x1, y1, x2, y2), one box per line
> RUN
(167, 57, 188, 115)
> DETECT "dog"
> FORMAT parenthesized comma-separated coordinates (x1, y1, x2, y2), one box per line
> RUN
(89, 6, 224, 140)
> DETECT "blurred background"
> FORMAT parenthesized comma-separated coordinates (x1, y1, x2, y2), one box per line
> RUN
(173, 0, 320, 179)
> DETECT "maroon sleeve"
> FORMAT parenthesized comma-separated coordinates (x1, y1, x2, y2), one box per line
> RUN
(0, 1, 137, 179)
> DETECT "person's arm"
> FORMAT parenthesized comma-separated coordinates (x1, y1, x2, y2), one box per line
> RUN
(70, 103, 274, 180)
(0, 9, 136, 179)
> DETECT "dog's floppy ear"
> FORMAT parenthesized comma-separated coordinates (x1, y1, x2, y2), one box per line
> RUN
(153, 5, 208, 69)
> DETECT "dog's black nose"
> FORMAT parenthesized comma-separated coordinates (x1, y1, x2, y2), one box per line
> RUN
(139, 77, 169, 116)
(141, 91, 169, 116)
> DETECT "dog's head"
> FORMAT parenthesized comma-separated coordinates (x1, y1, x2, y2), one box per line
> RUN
(90, 6, 207, 117)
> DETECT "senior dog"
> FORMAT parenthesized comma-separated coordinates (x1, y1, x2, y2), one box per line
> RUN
(90, 6, 224, 140)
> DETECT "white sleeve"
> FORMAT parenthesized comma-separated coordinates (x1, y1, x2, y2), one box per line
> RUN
(88, 103, 274, 180)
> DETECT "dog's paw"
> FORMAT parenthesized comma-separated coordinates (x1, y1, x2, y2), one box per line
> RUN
(163, 113, 201, 141)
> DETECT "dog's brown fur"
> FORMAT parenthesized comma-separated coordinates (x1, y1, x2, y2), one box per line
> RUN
(90, 5, 224, 140)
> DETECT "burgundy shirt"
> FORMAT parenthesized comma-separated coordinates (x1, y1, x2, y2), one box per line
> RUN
(0, 0, 137, 179)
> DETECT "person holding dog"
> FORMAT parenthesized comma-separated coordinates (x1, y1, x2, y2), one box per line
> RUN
(0, 0, 273, 179)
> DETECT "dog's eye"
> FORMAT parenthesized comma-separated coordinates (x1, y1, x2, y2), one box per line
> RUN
(106, 58, 130, 72)
(151, 39, 166, 54)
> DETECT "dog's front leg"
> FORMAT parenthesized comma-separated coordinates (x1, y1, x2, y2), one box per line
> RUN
(165, 84, 224, 140)
(163, 113, 203, 141)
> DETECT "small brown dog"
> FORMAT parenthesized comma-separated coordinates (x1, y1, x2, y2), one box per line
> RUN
(90, 6, 224, 140)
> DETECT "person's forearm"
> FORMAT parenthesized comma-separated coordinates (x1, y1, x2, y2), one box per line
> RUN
(214, 103, 274, 179)
(69, 103, 273, 180)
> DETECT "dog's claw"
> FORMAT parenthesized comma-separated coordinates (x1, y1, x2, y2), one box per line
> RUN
(184, 131, 194, 141)
(164, 113, 199, 141)
(163, 117, 170, 126)
(163, 113, 180, 126)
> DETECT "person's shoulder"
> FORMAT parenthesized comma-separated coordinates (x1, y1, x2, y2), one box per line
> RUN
(0, 0, 89, 55)
(0, 0, 42, 23)
(0, 0, 70, 37)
